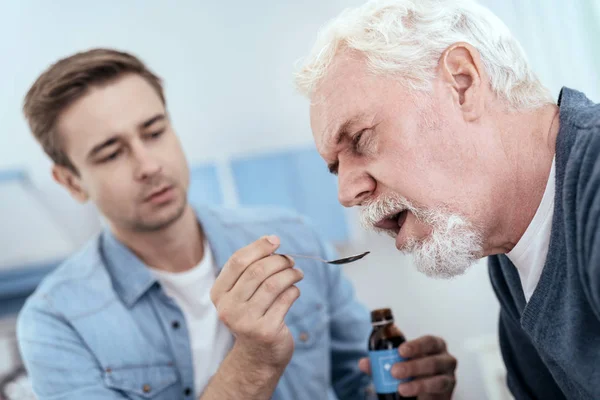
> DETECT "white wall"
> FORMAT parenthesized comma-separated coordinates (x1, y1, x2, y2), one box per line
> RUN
(479, 0, 599, 103)
(0, 1, 598, 399)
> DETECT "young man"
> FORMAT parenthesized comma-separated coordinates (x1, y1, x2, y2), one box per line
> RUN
(296, 0, 600, 398)
(17, 48, 455, 399)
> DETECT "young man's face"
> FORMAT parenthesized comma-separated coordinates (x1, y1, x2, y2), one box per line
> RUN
(54, 73, 190, 233)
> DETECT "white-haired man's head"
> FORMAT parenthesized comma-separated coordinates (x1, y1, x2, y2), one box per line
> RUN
(297, 0, 556, 278)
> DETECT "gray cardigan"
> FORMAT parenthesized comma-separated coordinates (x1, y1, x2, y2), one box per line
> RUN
(489, 87, 600, 399)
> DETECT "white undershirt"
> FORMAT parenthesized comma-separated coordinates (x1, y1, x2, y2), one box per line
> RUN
(507, 157, 556, 302)
(150, 241, 234, 396)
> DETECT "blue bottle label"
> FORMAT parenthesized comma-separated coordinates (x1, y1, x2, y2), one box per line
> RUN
(368, 349, 410, 394)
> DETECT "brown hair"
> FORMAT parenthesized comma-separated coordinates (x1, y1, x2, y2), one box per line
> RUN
(23, 48, 166, 172)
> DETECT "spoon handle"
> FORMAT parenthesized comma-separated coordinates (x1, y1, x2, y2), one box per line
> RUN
(276, 253, 327, 263)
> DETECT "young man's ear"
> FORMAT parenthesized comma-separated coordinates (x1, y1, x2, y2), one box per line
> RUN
(52, 165, 89, 203)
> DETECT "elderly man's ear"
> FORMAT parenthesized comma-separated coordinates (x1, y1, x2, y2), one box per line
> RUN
(439, 42, 486, 122)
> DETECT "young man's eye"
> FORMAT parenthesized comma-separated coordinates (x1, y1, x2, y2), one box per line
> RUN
(147, 130, 165, 139)
(101, 149, 122, 163)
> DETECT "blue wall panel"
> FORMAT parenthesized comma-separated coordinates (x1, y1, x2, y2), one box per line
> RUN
(188, 164, 224, 206)
(231, 148, 348, 242)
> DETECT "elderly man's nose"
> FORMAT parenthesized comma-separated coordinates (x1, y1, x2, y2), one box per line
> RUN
(337, 170, 374, 207)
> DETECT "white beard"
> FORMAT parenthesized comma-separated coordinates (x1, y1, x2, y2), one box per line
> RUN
(360, 194, 482, 279)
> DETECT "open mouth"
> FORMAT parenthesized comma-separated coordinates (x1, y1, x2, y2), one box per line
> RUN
(373, 210, 408, 234)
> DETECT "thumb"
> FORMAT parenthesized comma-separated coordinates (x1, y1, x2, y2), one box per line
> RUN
(358, 357, 371, 376)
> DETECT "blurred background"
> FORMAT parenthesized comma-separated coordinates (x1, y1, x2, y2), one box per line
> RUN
(0, 1, 598, 399)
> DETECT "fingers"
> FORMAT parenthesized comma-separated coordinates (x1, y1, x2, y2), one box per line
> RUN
(209, 236, 305, 369)
(399, 335, 447, 358)
(393, 335, 457, 398)
(211, 235, 280, 302)
(230, 254, 295, 302)
(358, 358, 371, 375)
(213, 266, 303, 347)
(391, 353, 457, 380)
(398, 374, 456, 397)
(262, 285, 302, 326)
(249, 267, 304, 316)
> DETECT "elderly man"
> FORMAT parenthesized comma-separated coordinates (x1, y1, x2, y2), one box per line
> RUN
(296, 0, 600, 399)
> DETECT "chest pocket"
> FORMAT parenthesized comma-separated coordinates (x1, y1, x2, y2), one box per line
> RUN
(287, 300, 330, 349)
(103, 364, 179, 399)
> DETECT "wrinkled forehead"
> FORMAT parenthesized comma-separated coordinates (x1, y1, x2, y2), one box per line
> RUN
(309, 52, 372, 152)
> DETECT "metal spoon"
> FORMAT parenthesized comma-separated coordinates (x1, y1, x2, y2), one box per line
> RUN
(278, 251, 370, 265)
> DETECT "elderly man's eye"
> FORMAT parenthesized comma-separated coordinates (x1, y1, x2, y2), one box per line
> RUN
(352, 130, 365, 152)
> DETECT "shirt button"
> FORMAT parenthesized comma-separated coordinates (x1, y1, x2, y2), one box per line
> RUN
(184, 387, 192, 396)
(142, 384, 151, 393)
(172, 320, 180, 329)
(299, 332, 309, 342)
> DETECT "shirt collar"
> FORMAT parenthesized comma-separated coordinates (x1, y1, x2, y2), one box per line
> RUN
(100, 205, 238, 308)
(100, 228, 157, 308)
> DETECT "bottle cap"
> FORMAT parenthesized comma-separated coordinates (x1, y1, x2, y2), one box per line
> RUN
(371, 308, 394, 325)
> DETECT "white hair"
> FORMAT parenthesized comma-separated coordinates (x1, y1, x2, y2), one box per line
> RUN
(295, 0, 553, 109)
(360, 193, 482, 279)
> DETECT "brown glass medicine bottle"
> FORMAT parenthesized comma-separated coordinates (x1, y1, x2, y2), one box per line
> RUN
(368, 308, 416, 400)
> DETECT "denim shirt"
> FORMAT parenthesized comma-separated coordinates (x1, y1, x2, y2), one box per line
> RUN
(17, 206, 373, 400)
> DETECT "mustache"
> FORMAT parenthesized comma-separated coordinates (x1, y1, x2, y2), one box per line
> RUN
(359, 194, 418, 230)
